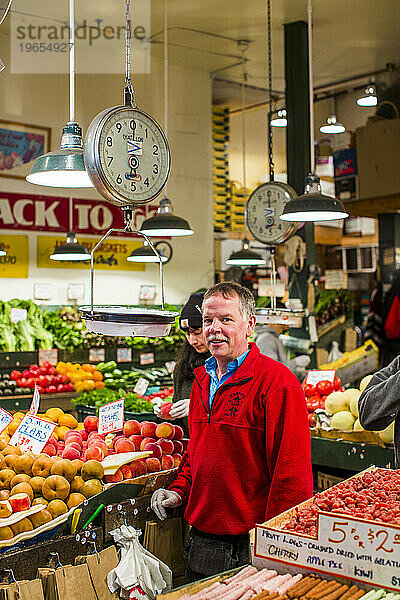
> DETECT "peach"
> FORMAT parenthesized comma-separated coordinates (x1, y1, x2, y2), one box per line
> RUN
(90, 440, 108, 456)
(155, 422, 175, 440)
(0, 500, 12, 518)
(9, 492, 31, 512)
(84, 446, 104, 462)
(159, 402, 173, 419)
(173, 440, 183, 454)
(83, 416, 99, 433)
(46, 436, 58, 449)
(140, 437, 155, 451)
(143, 443, 162, 459)
(128, 435, 143, 450)
(10, 482, 34, 502)
(161, 455, 174, 471)
(78, 429, 88, 441)
(173, 425, 184, 441)
(42, 444, 56, 457)
(112, 435, 125, 449)
(140, 422, 157, 438)
(114, 438, 135, 454)
(123, 420, 141, 437)
(64, 431, 82, 443)
(145, 457, 161, 473)
(62, 447, 81, 461)
(88, 432, 103, 441)
(131, 460, 147, 477)
(103, 469, 123, 484)
(65, 441, 82, 452)
(157, 438, 174, 455)
(120, 464, 132, 479)
(172, 453, 182, 468)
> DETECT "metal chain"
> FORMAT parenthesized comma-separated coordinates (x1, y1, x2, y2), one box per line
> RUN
(241, 48, 247, 198)
(124, 0, 136, 106)
(267, 0, 274, 181)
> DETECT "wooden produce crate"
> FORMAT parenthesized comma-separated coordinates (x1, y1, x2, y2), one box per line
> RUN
(317, 471, 344, 491)
(157, 567, 241, 600)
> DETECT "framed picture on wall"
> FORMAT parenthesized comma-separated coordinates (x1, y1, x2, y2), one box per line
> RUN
(0, 120, 51, 180)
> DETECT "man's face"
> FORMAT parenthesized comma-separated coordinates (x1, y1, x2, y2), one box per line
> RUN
(185, 328, 208, 353)
(202, 294, 255, 362)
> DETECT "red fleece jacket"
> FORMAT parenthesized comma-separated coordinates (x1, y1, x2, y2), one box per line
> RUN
(169, 343, 313, 535)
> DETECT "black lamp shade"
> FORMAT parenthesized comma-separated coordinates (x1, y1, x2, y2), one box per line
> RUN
(280, 192, 349, 222)
(226, 239, 265, 266)
(140, 213, 193, 237)
(50, 231, 90, 261)
(127, 245, 167, 263)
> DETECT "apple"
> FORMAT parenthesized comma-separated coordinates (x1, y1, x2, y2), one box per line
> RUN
(123, 420, 141, 437)
(64, 431, 82, 443)
(112, 435, 125, 450)
(129, 435, 143, 450)
(62, 446, 81, 461)
(159, 402, 173, 419)
(120, 464, 132, 479)
(42, 444, 56, 457)
(84, 446, 104, 462)
(8, 492, 30, 512)
(78, 429, 88, 441)
(65, 441, 82, 452)
(83, 416, 99, 433)
(172, 425, 184, 441)
(173, 440, 183, 454)
(92, 440, 108, 457)
(157, 438, 174, 455)
(143, 443, 162, 459)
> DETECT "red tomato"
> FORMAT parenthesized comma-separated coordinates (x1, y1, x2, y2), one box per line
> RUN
(36, 385, 45, 394)
(17, 378, 25, 387)
(308, 413, 316, 427)
(64, 383, 74, 392)
(333, 376, 341, 391)
(304, 384, 316, 397)
(21, 370, 30, 378)
(310, 397, 321, 411)
(316, 380, 333, 396)
(319, 394, 329, 408)
(40, 376, 50, 388)
(10, 370, 21, 381)
(48, 367, 57, 376)
(38, 367, 47, 376)
(47, 385, 57, 394)
(56, 384, 64, 393)
(29, 364, 39, 371)
(42, 361, 52, 369)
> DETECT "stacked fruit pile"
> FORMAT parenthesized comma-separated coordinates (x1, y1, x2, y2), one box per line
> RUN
(0, 444, 104, 541)
(104, 420, 183, 483)
(282, 468, 400, 537)
(302, 377, 343, 426)
(56, 362, 104, 393)
(10, 362, 73, 395)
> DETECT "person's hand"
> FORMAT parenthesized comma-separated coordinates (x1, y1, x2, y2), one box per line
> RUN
(169, 399, 190, 419)
(150, 489, 182, 520)
(294, 355, 311, 368)
(153, 403, 162, 418)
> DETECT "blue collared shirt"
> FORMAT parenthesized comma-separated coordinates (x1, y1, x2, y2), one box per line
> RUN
(205, 349, 250, 409)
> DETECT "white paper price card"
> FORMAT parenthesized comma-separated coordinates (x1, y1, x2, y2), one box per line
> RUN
(305, 369, 336, 385)
(117, 348, 132, 363)
(0, 407, 13, 435)
(10, 308, 27, 323)
(98, 399, 124, 435)
(139, 352, 154, 366)
(88, 348, 105, 362)
(10, 415, 56, 454)
(255, 512, 400, 591)
(133, 377, 149, 396)
(28, 385, 40, 416)
(38, 348, 58, 366)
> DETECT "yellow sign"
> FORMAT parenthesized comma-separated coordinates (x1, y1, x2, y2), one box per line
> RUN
(37, 235, 145, 271)
(0, 234, 28, 278)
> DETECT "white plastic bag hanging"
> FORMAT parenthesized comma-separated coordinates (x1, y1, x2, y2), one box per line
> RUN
(328, 341, 343, 363)
(107, 525, 172, 600)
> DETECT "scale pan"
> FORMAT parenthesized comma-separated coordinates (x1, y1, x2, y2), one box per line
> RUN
(80, 306, 178, 337)
(256, 308, 305, 328)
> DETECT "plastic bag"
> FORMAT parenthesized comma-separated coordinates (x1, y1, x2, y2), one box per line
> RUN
(328, 341, 343, 363)
(107, 525, 172, 600)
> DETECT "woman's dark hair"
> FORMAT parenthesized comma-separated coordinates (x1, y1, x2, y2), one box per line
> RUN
(174, 339, 210, 381)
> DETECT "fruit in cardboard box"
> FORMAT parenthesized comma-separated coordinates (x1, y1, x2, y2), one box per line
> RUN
(330, 410, 356, 431)
(0, 500, 12, 518)
(42, 475, 70, 501)
(103, 469, 123, 484)
(80, 478, 102, 498)
(155, 422, 174, 440)
(9, 492, 31, 512)
(131, 460, 147, 477)
(29, 509, 53, 527)
(32, 497, 48, 506)
(67, 493, 85, 509)
(32, 456, 53, 478)
(120, 464, 132, 479)
(50, 459, 76, 482)
(11, 518, 33, 535)
(47, 499, 68, 517)
(81, 460, 104, 481)
(0, 526, 13, 540)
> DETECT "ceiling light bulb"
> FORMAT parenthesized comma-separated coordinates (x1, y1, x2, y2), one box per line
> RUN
(319, 114, 346, 134)
(356, 85, 378, 107)
(140, 198, 194, 237)
(27, 122, 93, 188)
(270, 109, 287, 127)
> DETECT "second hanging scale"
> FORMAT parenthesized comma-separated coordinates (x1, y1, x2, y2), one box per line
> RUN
(80, 0, 177, 337)
(245, 0, 304, 328)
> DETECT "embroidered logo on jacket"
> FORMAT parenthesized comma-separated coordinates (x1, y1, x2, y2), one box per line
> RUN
(224, 391, 245, 417)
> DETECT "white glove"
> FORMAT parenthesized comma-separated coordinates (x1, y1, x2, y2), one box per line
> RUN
(294, 355, 311, 368)
(169, 398, 190, 419)
(153, 402, 162, 418)
(151, 489, 182, 520)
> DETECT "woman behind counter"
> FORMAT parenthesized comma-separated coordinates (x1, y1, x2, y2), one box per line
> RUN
(155, 292, 210, 428)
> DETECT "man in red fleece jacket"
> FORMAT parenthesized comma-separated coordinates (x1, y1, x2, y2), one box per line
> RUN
(151, 282, 313, 581)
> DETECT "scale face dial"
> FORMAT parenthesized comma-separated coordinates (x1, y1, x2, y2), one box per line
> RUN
(246, 181, 298, 245)
(84, 105, 170, 206)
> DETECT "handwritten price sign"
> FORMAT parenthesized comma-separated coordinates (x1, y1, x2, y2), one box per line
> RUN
(10, 415, 56, 454)
(28, 385, 40, 416)
(0, 407, 13, 435)
(305, 370, 336, 385)
(98, 399, 124, 435)
(255, 511, 400, 591)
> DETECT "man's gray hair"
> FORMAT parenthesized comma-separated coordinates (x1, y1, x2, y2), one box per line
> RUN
(203, 281, 256, 321)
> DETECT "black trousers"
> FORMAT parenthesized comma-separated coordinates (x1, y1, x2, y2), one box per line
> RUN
(183, 527, 250, 583)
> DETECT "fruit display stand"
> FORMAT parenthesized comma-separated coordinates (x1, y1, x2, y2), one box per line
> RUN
(252, 468, 400, 592)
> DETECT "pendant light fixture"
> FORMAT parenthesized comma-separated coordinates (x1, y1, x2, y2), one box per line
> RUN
(49, 231, 90, 261)
(319, 113, 346, 134)
(139, 0, 193, 239)
(127, 240, 167, 263)
(26, 0, 93, 188)
(270, 108, 287, 127)
(226, 45, 265, 268)
(0, 244, 6, 257)
(280, 0, 348, 223)
(356, 84, 378, 107)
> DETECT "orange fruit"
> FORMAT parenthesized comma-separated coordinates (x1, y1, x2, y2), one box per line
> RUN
(12, 412, 25, 420)
(45, 407, 64, 423)
(58, 414, 78, 429)
(55, 426, 69, 441)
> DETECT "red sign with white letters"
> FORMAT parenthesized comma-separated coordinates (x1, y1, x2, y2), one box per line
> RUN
(0, 192, 159, 237)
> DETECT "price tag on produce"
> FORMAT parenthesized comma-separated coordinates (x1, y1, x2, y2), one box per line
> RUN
(88, 348, 105, 362)
(133, 377, 149, 396)
(28, 384, 40, 416)
(165, 361, 176, 374)
(139, 352, 154, 366)
(0, 407, 13, 435)
(10, 308, 27, 323)
(117, 348, 132, 363)
(255, 511, 400, 591)
(98, 399, 124, 435)
(38, 348, 58, 366)
(305, 369, 336, 385)
(10, 414, 56, 454)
